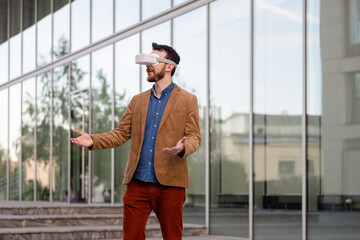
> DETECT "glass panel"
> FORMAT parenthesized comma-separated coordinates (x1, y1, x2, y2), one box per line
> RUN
(10, 33, 21, 80)
(37, 72, 51, 201)
(23, 25, 36, 74)
(53, 65, 69, 202)
(91, 45, 113, 203)
(115, 0, 139, 32)
(142, 0, 170, 20)
(114, 34, 140, 203)
(53, 4, 70, 60)
(54, 0, 68, 12)
(22, 78, 36, 201)
(9, 84, 21, 200)
(209, 0, 250, 237)
(307, 1, 360, 239)
(37, 15, 52, 66)
(253, 1, 303, 239)
(173, 6, 206, 225)
(141, 21, 171, 91)
(71, 0, 90, 52)
(71, 54, 90, 203)
(10, 0, 21, 38)
(23, 0, 35, 31)
(0, 42, 8, 85)
(37, 0, 51, 21)
(0, 89, 8, 200)
(92, 0, 113, 43)
(0, 0, 8, 44)
(174, 0, 187, 5)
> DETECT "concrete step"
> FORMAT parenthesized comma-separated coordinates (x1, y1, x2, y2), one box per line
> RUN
(0, 203, 123, 215)
(0, 213, 158, 228)
(0, 224, 207, 240)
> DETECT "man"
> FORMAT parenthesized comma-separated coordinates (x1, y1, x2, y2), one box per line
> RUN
(71, 42, 202, 240)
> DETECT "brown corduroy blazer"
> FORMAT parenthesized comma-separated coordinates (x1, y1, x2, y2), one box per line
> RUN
(89, 83, 202, 188)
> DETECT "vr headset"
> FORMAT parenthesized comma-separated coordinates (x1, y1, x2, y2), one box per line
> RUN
(135, 54, 177, 67)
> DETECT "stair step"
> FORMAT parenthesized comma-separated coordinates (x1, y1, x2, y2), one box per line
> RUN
(0, 224, 207, 239)
(0, 203, 123, 215)
(0, 213, 158, 228)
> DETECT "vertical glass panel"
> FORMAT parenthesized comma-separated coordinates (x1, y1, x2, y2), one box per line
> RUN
(37, 15, 52, 66)
(53, 65, 69, 202)
(0, 0, 8, 44)
(23, 0, 35, 31)
(91, 46, 113, 203)
(209, 0, 250, 237)
(54, 0, 68, 12)
(115, 0, 139, 32)
(0, 89, 8, 200)
(173, 6, 206, 225)
(9, 84, 21, 200)
(92, 0, 113, 43)
(0, 42, 9, 85)
(142, 0, 171, 20)
(10, 33, 21, 80)
(22, 78, 36, 201)
(71, 0, 90, 52)
(141, 21, 171, 91)
(253, 1, 302, 239)
(71, 55, 90, 203)
(23, 25, 36, 74)
(10, 0, 21, 38)
(37, 0, 51, 21)
(114, 34, 140, 203)
(37, 72, 51, 201)
(174, 0, 188, 6)
(307, 1, 360, 239)
(53, 4, 70, 60)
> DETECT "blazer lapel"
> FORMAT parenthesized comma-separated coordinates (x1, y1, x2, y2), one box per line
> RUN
(140, 89, 151, 140)
(158, 84, 181, 132)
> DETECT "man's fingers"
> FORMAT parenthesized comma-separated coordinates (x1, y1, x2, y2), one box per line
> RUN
(73, 129, 83, 135)
(180, 137, 186, 143)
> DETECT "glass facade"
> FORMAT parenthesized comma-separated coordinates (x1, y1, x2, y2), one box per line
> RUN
(0, 0, 359, 239)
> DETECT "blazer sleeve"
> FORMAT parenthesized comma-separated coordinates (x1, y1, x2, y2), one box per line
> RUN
(89, 98, 134, 151)
(179, 94, 202, 159)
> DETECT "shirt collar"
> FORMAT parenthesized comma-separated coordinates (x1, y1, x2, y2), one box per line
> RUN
(151, 82, 174, 97)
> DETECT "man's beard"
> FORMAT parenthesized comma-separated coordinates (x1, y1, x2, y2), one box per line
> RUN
(147, 65, 166, 82)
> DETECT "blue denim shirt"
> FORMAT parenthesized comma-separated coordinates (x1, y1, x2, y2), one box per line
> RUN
(133, 82, 175, 183)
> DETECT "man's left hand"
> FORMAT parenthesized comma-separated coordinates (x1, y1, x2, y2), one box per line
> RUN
(162, 137, 186, 155)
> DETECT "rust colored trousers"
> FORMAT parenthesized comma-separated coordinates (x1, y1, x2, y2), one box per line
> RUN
(122, 178, 186, 240)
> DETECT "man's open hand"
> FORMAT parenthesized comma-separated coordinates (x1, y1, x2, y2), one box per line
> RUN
(71, 130, 93, 148)
(162, 137, 186, 156)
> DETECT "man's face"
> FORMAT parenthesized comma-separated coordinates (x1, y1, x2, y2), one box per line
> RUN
(146, 50, 167, 83)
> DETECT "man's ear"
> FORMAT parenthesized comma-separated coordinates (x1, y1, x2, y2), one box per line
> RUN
(166, 64, 174, 73)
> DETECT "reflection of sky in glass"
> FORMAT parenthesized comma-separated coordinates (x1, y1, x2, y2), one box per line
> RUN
(72, 54, 90, 90)
(307, 0, 321, 115)
(0, 42, 9, 84)
(23, 26, 36, 74)
(174, 0, 188, 6)
(115, 0, 139, 32)
(0, 90, 8, 153)
(254, 0, 302, 115)
(37, 14, 52, 66)
(173, 7, 207, 106)
(71, 0, 90, 52)
(210, 0, 250, 119)
(53, 4, 69, 60)
(141, 21, 171, 91)
(10, 34, 22, 80)
(115, 34, 140, 107)
(142, 0, 170, 20)
(92, 0, 113, 43)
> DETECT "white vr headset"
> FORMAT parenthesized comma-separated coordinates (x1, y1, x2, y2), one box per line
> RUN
(135, 54, 177, 67)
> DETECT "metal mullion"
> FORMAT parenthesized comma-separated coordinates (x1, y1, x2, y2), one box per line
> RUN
(6, 0, 10, 202)
(302, 0, 308, 239)
(204, 2, 210, 235)
(139, 0, 142, 92)
(67, 0, 72, 206)
(111, 42, 115, 205)
(249, 0, 254, 239)
(34, 0, 38, 202)
(49, 0, 54, 203)
(19, 0, 24, 202)
(88, 0, 93, 205)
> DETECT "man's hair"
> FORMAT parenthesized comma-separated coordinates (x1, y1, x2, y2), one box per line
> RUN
(152, 42, 180, 76)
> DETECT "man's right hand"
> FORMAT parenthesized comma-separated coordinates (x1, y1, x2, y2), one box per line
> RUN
(71, 130, 94, 148)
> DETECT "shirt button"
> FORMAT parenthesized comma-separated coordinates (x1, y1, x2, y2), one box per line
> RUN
(150, 149, 152, 152)
(156, 113, 159, 115)
(165, 93, 167, 96)
(149, 162, 151, 165)
(154, 125, 157, 127)
(159, 101, 161, 103)
(152, 137, 154, 139)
